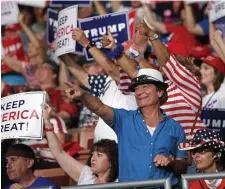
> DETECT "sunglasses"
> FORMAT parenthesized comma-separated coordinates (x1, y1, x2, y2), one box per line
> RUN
(190, 147, 213, 155)
(131, 75, 161, 84)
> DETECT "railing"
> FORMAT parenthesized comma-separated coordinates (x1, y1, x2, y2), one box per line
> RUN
(30, 187, 53, 189)
(61, 178, 171, 189)
(28, 172, 225, 189)
(181, 172, 225, 189)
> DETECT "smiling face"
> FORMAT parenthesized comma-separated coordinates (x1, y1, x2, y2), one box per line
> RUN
(90, 151, 111, 175)
(6, 156, 33, 182)
(36, 63, 56, 84)
(200, 63, 216, 87)
(134, 83, 163, 108)
(191, 148, 216, 172)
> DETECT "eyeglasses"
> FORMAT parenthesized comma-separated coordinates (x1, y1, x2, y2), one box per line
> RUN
(131, 75, 161, 84)
(190, 147, 213, 155)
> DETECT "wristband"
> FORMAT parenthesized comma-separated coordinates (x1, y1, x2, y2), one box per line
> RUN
(44, 126, 54, 132)
(86, 41, 96, 51)
(101, 43, 124, 59)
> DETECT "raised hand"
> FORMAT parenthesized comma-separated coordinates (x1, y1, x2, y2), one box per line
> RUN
(135, 18, 154, 37)
(64, 81, 84, 100)
(101, 30, 116, 50)
(72, 28, 89, 47)
(41, 102, 52, 123)
(18, 13, 25, 24)
(212, 30, 223, 43)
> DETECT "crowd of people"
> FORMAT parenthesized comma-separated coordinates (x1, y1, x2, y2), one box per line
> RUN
(1, 1, 225, 189)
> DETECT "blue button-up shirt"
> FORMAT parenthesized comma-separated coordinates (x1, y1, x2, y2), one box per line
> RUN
(111, 108, 187, 185)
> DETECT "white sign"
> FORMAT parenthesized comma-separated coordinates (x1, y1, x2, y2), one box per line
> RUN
(209, 1, 225, 22)
(1, 92, 46, 139)
(16, 0, 46, 8)
(1, 1, 19, 26)
(55, 5, 78, 57)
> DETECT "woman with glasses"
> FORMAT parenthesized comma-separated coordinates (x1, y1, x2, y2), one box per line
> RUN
(179, 129, 225, 189)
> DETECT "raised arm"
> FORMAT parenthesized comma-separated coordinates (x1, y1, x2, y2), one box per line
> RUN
(184, 3, 205, 36)
(142, 3, 167, 34)
(136, 22, 170, 68)
(64, 81, 114, 125)
(101, 32, 138, 79)
(42, 103, 85, 182)
(72, 28, 120, 82)
(2, 55, 24, 73)
(93, 0, 107, 15)
(51, 41, 90, 89)
(18, 13, 41, 48)
(211, 30, 225, 63)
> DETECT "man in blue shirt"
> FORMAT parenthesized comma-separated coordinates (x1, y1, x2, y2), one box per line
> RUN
(64, 68, 188, 187)
(4, 144, 58, 189)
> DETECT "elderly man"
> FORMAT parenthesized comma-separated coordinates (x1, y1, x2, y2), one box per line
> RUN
(4, 144, 58, 189)
(64, 67, 187, 187)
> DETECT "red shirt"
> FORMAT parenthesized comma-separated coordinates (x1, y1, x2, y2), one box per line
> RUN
(189, 179, 225, 189)
(165, 24, 200, 51)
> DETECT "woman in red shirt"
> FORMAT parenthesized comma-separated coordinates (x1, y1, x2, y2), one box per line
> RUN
(179, 129, 225, 189)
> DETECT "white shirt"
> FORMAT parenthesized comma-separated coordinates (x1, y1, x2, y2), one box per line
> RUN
(94, 77, 137, 143)
(202, 83, 225, 109)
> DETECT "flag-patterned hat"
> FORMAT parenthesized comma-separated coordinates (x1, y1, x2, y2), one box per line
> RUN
(179, 129, 225, 152)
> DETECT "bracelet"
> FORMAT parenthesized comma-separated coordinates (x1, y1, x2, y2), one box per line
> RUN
(86, 41, 96, 51)
(101, 43, 124, 59)
(44, 126, 54, 132)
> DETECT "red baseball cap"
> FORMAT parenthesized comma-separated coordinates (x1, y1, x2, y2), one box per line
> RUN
(4, 24, 21, 33)
(151, 42, 190, 59)
(202, 54, 225, 75)
(190, 45, 211, 58)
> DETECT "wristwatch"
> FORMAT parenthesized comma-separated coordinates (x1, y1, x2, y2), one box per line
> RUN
(149, 33, 159, 42)
(86, 41, 96, 51)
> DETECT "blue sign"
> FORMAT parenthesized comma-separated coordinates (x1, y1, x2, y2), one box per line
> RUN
(47, 8, 58, 45)
(201, 108, 225, 132)
(79, 12, 130, 61)
(50, 0, 91, 8)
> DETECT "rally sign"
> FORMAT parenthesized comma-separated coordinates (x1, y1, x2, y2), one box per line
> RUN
(1, 92, 46, 139)
(201, 108, 225, 132)
(79, 12, 130, 61)
(16, 0, 46, 8)
(50, 0, 91, 8)
(1, 35, 26, 73)
(1, 1, 19, 26)
(55, 5, 78, 57)
(47, 8, 58, 45)
(209, 1, 225, 22)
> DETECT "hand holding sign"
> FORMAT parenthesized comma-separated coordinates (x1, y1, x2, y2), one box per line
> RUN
(64, 81, 85, 100)
(18, 12, 25, 25)
(72, 28, 89, 48)
(101, 31, 116, 50)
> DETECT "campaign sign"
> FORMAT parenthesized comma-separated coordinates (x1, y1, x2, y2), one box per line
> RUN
(1, 92, 46, 139)
(201, 108, 225, 132)
(1, 1, 19, 26)
(47, 8, 58, 45)
(79, 12, 130, 61)
(55, 5, 78, 57)
(209, 1, 225, 22)
(50, 0, 91, 8)
(1, 35, 26, 73)
(16, 0, 46, 8)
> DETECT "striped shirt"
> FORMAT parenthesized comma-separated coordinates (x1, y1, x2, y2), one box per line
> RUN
(118, 67, 132, 94)
(161, 55, 206, 138)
